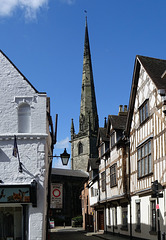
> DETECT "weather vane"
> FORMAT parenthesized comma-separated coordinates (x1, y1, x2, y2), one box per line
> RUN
(84, 10, 87, 16)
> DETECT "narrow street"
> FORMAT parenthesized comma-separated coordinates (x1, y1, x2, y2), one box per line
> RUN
(50, 231, 101, 240)
(49, 227, 131, 240)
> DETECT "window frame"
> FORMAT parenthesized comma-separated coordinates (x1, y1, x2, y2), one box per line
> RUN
(139, 99, 149, 124)
(18, 102, 31, 133)
(137, 140, 152, 179)
(110, 132, 115, 148)
(78, 142, 83, 155)
(110, 164, 117, 188)
(101, 171, 106, 192)
(121, 206, 128, 230)
(135, 202, 141, 231)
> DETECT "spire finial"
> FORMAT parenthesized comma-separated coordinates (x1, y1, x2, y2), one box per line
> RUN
(104, 117, 107, 128)
(84, 10, 87, 24)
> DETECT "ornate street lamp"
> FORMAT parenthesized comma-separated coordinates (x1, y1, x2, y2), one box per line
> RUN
(49, 148, 70, 166)
(60, 148, 70, 166)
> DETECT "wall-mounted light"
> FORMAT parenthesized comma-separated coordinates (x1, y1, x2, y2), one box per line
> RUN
(49, 148, 70, 166)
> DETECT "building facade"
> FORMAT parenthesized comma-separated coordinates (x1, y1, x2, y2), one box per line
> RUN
(126, 55, 166, 240)
(0, 50, 53, 240)
(89, 55, 166, 240)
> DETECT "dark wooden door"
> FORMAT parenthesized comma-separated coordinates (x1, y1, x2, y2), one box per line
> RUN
(98, 211, 104, 230)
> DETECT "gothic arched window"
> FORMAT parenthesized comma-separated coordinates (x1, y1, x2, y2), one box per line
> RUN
(78, 142, 83, 155)
(18, 103, 31, 133)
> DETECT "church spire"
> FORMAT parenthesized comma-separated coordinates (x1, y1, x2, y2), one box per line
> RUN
(79, 17, 99, 134)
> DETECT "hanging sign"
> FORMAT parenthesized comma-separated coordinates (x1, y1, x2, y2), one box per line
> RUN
(50, 183, 63, 209)
(0, 185, 31, 203)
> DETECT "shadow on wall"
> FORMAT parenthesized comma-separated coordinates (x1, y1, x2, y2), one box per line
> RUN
(105, 209, 165, 240)
(0, 149, 10, 162)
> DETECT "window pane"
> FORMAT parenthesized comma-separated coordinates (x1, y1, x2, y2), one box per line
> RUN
(139, 109, 142, 123)
(138, 149, 141, 160)
(142, 106, 145, 122)
(138, 161, 141, 178)
(141, 159, 144, 176)
(145, 143, 148, 156)
(145, 102, 148, 118)
(141, 147, 144, 157)
(148, 141, 151, 154)
(136, 203, 141, 230)
(145, 157, 148, 175)
(137, 140, 152, 178)
(148, 155, 152, 173)
(18, 103, 31, 133)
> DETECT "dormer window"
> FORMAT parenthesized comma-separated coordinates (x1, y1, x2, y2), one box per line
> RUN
(100, 143, 104, 157)
(18, 103, 31, 133)
(78, 142, 83, 155)
(139, 100, 149, 124)
(110, 132, 115, 147)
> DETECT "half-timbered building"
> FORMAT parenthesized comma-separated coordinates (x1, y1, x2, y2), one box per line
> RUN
(125, 55, 166, 240)
(95, 107, 128, 234)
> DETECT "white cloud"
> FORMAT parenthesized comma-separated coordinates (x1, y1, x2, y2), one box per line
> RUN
(58, 0, 75, 5)
(0, 0, 48, 19)
(55, 137, 70, 149)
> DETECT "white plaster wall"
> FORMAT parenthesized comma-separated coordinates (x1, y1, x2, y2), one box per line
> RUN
(0, 51, 49, 240)
(0, 52, 47, 134)
(89, 181, 99, 206)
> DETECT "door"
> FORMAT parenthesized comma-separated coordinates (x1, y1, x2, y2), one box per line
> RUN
(0, 207, 22, 240)
(98, 210, 104, 230)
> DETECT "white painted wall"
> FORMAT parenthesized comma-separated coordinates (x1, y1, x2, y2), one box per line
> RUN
(0, 51, 50, 240)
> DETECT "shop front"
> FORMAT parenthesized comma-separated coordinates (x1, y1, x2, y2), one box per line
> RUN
(0, 181, 37, 240)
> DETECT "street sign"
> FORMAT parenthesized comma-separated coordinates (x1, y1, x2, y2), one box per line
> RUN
(50, 183, 63, 209)
(156, 204, 159, 210)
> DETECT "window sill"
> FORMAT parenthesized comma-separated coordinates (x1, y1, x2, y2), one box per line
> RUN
(110, 184, 117, 188)
(149, 230, 157, 235)
(120, 227, 128, 231)
(139, 116, 150, 126)
(138, 172, 153, 180)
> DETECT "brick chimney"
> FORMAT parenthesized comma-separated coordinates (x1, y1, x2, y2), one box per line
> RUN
(118, 105, 128, 116)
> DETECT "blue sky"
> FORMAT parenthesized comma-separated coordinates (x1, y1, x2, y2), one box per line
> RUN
(0, 0, 166, 168)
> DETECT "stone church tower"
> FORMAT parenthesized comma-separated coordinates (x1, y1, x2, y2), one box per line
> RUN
(70, 18, 99, 172)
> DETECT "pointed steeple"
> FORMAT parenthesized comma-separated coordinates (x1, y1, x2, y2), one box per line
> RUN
(71, 118, 75, 137)
(79, 17, 99, 134)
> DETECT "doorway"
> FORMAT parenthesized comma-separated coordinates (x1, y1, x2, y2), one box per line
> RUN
(0, 207, 22, 240)
(97, 210, 104, 231)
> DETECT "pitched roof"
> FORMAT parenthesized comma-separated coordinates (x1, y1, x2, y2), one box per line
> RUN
(125, 55, 166, 136)
(108, 115, 127, 131)
(97, 127, 109, 146)
(88, 158, 98, 170)
(138, 55, 166, 90)
(0, 49, 46, 94)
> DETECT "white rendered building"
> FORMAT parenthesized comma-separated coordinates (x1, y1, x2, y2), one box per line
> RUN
(0, 50, 53, 240)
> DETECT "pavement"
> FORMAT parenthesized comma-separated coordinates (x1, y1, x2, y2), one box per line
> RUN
(49, 226, 131, 240)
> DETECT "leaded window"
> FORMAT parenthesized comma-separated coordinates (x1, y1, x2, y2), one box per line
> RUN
(110, 164, 117, 187)
(101, 171, 106, 192)
(137, 140, 152, 178)
(139, 100, 149, 124)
